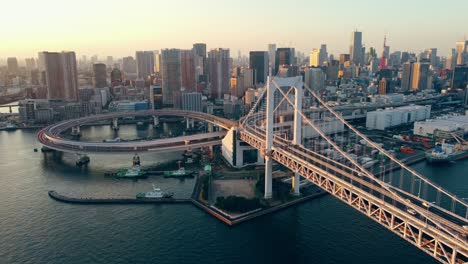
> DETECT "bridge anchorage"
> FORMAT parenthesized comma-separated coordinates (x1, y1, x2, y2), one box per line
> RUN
(238, 76, 468, 264)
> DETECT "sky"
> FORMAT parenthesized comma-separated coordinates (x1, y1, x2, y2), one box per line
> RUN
(1, 0, 467, 60)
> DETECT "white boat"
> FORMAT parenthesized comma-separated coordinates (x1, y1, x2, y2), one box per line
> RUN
(104, 137, 121, 143)
(136, 185, 173, 199)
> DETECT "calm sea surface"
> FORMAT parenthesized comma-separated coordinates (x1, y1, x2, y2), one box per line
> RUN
(1, 125, 467, 264)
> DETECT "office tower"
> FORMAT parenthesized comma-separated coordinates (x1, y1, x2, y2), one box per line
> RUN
(378, 78, 387, 95)
(309, 49, 320, 67)
(39, 51, 79, 101)
(150, 85, 163, 110)
(243, 68, 254, 88)
(122, 56, 136, 74)
(339, 54, 350, 64)
(451, 66, 468, 89)
(110, 68, 122, 85)
(181, 50, 196, 92)
(181, 92, 203, 112)
(154, 51, 161, 73)
(326, 60, 339, 81)
(93, 63, 107, 88)
(446, 49, 457, 70)
(7, 57, 18, 74)
(106, 56, 113, 67)
(193, 43, 207, 75)
(389, 52, 402, 67)
(207, 48, 230, 99)
(424, 48, 437, 68)
(249, 51, 269, 84)
(268, 44, 276, 72)
(304, 68, 326, 91)
(319, 44, 328, 65)
(401, 62, 413, 90)
(25, 58, 36, 71)
(410, 62, 430, 91)
(275, 48, 294, 75)
(350, 31, 363, 65)
(456, 40, 468, 65)
(135, 51, 155, 79)
(400, 52, 410, 64)
(161, 49, 182, 106)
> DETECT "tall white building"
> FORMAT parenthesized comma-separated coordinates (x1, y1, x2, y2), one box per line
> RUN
(268, 44, 276, 73)
(309, 49, 320, 67)
(181, 92, 202, 112)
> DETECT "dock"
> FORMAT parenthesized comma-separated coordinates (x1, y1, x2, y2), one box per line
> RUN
(48, 191, 190, 204)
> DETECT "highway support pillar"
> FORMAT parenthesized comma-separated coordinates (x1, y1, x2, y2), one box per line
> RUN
(153, 116, 160, 127)
(264, 76, 275, 199)
(292, 85, 303, 196)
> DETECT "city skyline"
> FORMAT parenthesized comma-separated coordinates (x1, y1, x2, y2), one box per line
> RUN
(1, 0, 467, 59)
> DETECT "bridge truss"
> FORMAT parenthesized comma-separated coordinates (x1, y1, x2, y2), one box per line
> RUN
(239, 76, 468, 264)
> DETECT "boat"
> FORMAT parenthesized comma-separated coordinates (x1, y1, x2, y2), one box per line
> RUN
(426, 134, 468, 163)
(136, 185, 174, 199)
(116, 166, 147, 178)
(76, 156, 90, 166)
(4, 123, 17, 131)
(163, 167, 194, 178)
(103, 137, 121, 143)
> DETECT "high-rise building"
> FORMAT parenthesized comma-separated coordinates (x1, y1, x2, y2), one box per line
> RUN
(401, 52, 410, 64)
(304, 68, 326, 91)
(326, 60, 339, 82)
(350, 31, 363, 65)
(136, 51, 155, 79)
(249, 51, 269, 84)
(193, 43, 207, 75)
(319, 44, 328, 65)
(93, 63, 107, 88)
(446, 49, 457, 70)
(161, 49, 182, 106)
(401, 62, 413, 90)
(181, 92, 202, 112)
(110, 68, 122, 86)
(378, 78, 387, 95)
(7, 57, 18, 74)
(122, 56, 136, 74)
(309, 49, 320, 67)
(106, 56, 114, 67)
(339, 54, 351, 65)
(451, 66, 468, 89)
(275, 48, 294, 75)
(268, 44, 276, 72)
(25, 58, 36, 71)
(410, 62, 430, 91)
(39, 51, 79, 101)
(207, 48, 230, 99)
(150, 85, 163, 110)
(181, 50, 196, 91)
(456, 40, 468, 65)
(424, 48, 438, 68)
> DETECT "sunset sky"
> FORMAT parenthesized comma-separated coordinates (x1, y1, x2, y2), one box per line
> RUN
(1, 0, 467, 59)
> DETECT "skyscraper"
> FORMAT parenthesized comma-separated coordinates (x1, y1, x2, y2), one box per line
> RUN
(456, 40, 468, 65)
(446, 49, 457, 70)
(275, 48, 294, 75)
(304, 68, 326, 91)
(309, 49, 320, 67)
(7, 57, 18, 74)
(122, 56, 136, 74)
(136, 51, 155, 79)
(451, 66, 468, 89)
(193, 43, 207, 76)
(249, 51, 269, 84)
(350, 31, 363, 65)
(181, 49, 196, 91)
(410, 62, 430, 91)
(268, 44, 276, 72)
(161, 49, 182, 106)
(326, 60, 339, 82)
(401, 62, 413, 90)
(319, 45, 328, 65)
(93, 63, 107, 88)
(110, 68, 122, 86)
(378, 78, 387, 95)
(207, 48, 230, 99)
(39, 51, 79, 101)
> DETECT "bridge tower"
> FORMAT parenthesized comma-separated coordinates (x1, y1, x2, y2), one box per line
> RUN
(292, 84, 303, 196)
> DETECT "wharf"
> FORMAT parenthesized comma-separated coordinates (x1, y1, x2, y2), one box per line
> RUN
(48, 191, 190, 204)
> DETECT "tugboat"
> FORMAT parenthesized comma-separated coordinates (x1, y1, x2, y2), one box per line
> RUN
(116, 165, 147, 178)
(163, 161, 194, 178)
(4, 122, 17, 131)
(136, 184, 174, 199)
(76, 156, 90, 166)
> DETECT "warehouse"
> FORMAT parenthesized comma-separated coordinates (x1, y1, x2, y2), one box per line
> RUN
(414, 114, 468, 139)
(366, 105, 431, 130)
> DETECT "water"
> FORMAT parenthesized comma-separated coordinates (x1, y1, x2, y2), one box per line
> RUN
(1, 127, 467, 264)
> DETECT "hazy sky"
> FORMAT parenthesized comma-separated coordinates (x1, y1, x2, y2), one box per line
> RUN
(1, 0, 467, 60)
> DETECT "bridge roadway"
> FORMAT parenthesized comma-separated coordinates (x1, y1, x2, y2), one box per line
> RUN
(239, 113, 468, 264)
(37, 110, 236, 154)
